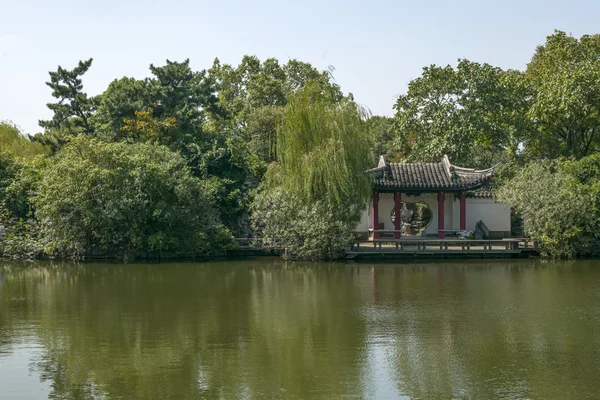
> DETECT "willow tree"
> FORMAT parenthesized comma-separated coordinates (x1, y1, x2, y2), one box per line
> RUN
(253, 83, 373, 260)
(272, 83, 372, 206)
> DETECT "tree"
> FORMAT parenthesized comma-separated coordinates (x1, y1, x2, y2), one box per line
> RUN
(0, 121, 49, 159)
(91, 77, 149, 140)
(33, 137, 233, 258)
(0, 123, 46, 220)
(252, 83, 372, 259)
(209, 56, 343, 163)
(251, 189, 362, 260)
(93, 59, 224, 146)
(147, 59, 225, 142)
(392, 60, 528, 167)
(273, 83, 372, 205)
(497, 156, 600, 257)
(525, 30, 600, 159)
(38, 58, 96, 136)
(366, 116, 397, 160)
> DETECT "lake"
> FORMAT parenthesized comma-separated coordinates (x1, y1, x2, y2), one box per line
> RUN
(1, 258, 600, 399)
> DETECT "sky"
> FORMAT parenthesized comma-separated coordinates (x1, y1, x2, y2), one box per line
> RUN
(1, 0, 599, 135)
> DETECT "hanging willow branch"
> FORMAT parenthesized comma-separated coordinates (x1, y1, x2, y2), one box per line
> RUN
(270, 82, 373, 207)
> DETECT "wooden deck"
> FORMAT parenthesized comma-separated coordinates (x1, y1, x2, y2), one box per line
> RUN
(347, 238, 539, 259)
(233, 238, 540, 260)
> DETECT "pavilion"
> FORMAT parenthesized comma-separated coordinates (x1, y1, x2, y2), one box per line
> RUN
(356, 155, 511, 239)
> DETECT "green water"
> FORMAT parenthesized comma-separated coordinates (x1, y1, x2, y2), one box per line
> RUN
(1, 259, 600, 399)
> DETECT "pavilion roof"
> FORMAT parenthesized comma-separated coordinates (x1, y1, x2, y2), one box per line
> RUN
(368, 155, 499, 192)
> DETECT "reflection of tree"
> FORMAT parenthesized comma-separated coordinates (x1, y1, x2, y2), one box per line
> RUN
(364, 261, 600, 399)
(3, 260, 600, 398)
(0, 260, 368, 399)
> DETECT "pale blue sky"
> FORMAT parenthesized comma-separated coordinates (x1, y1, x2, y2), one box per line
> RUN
(1, 0, 598, 134)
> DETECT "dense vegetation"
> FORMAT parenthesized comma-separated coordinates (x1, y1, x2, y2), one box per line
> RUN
(1, 30, 599, 259)
(497, 156, 600, 257)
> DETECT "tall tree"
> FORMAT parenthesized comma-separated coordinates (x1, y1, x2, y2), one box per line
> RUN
(38, 58, 96, 136)
(33, 137, 232, 257)
(273, 83, 372, 205)
(392, 60, 528, 167)
(91, 77, 149, 140)
(209, 56, 343, 163)
(252, 83, 372, 259)
(525, 30, 600, 159)
(148, 59, 224, 142)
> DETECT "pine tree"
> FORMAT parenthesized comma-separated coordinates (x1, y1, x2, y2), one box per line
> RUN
(38, 58, 96, 136)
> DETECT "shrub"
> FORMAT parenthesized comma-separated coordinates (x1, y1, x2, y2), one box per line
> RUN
(497, 158, 600, 257)
(0, 208, 43, 259)
(34, 137, 232, 258)
(252, 188, 363, 260)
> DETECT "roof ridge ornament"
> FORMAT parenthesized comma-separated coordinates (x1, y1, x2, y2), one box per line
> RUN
(443, 154, 501, 177)
(442, 154, 455, 178)
(365, 155, 388, 173)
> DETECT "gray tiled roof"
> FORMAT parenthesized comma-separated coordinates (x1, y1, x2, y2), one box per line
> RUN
(371, 155, 497, 192)
(467, 190, 494, 199)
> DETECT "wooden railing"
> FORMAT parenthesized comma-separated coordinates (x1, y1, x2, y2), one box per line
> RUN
(351, 237, 538, 253)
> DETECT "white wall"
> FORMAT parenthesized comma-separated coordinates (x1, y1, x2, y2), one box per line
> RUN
(356, 193, 511, 235)
(462, 198, 511, 232)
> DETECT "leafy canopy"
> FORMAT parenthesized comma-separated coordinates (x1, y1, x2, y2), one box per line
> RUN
(34, 137, 231, 257)
(392, 60, 528, 167)
(0, 121, 49, 159)
(272, 82, 372, 207)
(253, 83, 372, 260)
(497, 156, 600, 257)
(38, 58, 96, 137)
(525, 30, 600, 159)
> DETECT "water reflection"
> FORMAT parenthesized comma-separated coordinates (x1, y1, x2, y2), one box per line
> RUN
(1, 259, 600, 399)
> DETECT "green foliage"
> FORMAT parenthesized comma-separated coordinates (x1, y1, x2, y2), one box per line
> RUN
(179, 133, 261, 237)
(242, 105, 284, 163)
(390, 31, 600, 166)
(92, 77, 149, 139)
(0, 122, 49, 159)
(497, 157, 600, 258)
(525, 31, 600, 159)
(0, 150, 43, 259)
(366, 116, 397, 160)
(209, 56, 343, 164)
(272, 83, 372, 206)
(392, 60, 527, 167)
(38, 58, 96, 137)
(147, 59, 225, 141)
(93, 59, 223, 146)
(33, 137, 232, 258)
(0, 208, 43, 259)
(0, 156, 43, 220)
(252, 83, 371, 260)
(251, 188, 362, 260)
(89, 59, 258, 236)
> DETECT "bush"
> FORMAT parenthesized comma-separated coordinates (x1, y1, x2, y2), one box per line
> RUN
(252, 188, 363, 260)
(0, 121, 49, 159)
(34, 137, 233, 258)
(0, 208, 43, 259)
(497, 158, 600, 258)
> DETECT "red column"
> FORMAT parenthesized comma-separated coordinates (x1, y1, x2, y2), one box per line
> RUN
(460, 191, 466, 230)
(372, 192, 379, 239)
(438, 192, 445, 239)
(394, 192, 401, 239)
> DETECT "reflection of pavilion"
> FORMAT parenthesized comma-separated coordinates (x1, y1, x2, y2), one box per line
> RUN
(356, 155, 510, 239)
